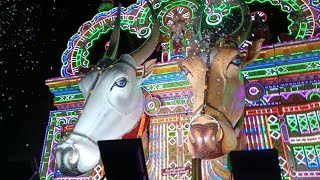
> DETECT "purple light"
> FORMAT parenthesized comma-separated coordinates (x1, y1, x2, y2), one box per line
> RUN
(280, 123, 290, 143)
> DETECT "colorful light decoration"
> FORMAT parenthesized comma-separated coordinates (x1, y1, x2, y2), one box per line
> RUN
(40, 0, 320, 180)
(59, 0, 320, 77)
(40, 39, 320, 180)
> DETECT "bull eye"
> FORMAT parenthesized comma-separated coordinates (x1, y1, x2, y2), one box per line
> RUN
(111, 77, 128, 90)
(115, 77, 127, 87)
(182, 68, 190, 76)
(231, 58, 241, 66)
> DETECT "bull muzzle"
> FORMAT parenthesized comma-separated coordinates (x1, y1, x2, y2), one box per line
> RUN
(54, 145, 82, 176)
(188, 114, 224, 159)
(53, 133, 100, 177)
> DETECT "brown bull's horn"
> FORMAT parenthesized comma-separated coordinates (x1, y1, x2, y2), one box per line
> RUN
(130, 0, 160, 66)
(230, 0, 252, 46)
(193, 0, 204, 41)
(103, 4, 121, 61)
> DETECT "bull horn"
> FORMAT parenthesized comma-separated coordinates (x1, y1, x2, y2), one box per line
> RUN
(230, 0, 252, 46)
(193, 0, 204, 41)
(103, 4, 121, 61)
(130, 0, 160, 66)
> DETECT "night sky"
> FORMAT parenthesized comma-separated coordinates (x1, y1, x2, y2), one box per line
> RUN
(4, 0, 134, 179)
(4, 0, 289, 179)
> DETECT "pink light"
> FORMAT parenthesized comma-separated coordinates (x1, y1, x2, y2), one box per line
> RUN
(296, 171, 320, 178)
(280, 123, 290, 143)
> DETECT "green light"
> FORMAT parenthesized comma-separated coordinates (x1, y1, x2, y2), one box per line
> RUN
(286, 114, 300, 132)
(76, 49, 83, 67)
(297, 114, 309, 133)
(206, 13, 221, 25)
(303, 145, 318, 168)
(57, 118, 66, 127)
(54, 93, 84, 103)
(142, 80, 190, 92)
(307, 111, 319, 132)
(169, 132, 176, 136)
(243, 59, 320, 79)
(55, 132, 61, 142)
(139, 7, 150, 25)
(98, 3, 114, 12)
(309, 93, 320, 100)
(204, 3, 240, 27)
(269, 122, 280, 131)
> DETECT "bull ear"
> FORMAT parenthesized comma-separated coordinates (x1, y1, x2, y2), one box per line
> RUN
(139, 58, 157, 85)
(241, 38, 264, 68)
(79, 70, 99, 100)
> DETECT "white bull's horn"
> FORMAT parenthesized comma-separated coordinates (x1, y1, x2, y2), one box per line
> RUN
(130, 0, 160, 66)
(104, 3, 121, 61)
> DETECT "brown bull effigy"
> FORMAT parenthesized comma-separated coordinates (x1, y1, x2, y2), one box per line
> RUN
(178, 38, 264, 179)
(176, 1, 265, 178)
(180, 39, 264, 157)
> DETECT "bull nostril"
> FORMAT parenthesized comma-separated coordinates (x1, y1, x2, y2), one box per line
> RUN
(69, 150, 79, 164)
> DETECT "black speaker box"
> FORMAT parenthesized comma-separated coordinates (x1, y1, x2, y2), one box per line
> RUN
(229, 149, 282, 180)
(98, 138, 148, 180)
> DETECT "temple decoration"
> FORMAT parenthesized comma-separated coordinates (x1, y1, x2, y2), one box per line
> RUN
(40, 0, 320, 179)
(60, 0, 320, 77)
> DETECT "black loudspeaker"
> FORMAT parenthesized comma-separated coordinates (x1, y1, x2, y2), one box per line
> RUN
(98, 138, 148, 180)
(229, 149, 282, 180)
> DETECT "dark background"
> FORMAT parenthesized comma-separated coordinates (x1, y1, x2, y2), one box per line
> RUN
(3, 0, 289, 179)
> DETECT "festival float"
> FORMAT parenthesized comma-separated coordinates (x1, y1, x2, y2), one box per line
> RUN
(39, 0, 320, 179)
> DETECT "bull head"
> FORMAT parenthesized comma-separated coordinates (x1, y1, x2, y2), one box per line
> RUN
(54, 1, 160, 176)
(178, 0, 264, 160)
(179, 39, 264, 160)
